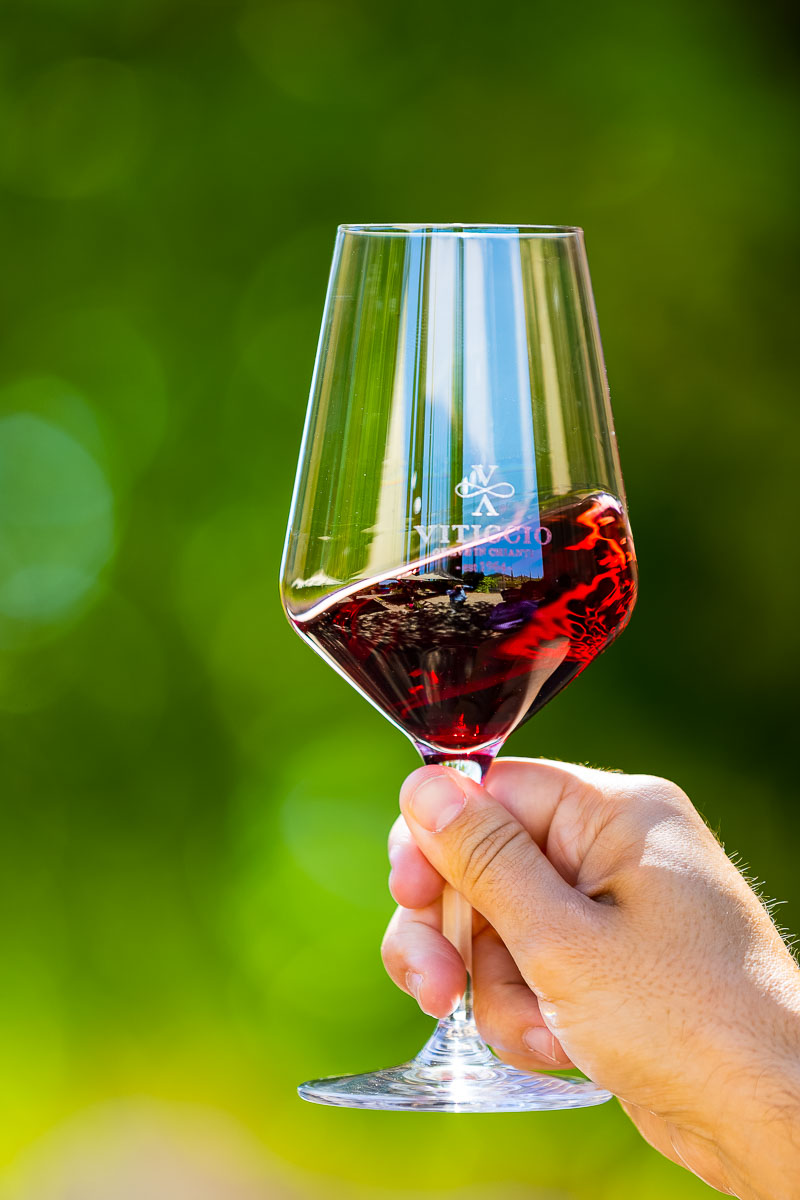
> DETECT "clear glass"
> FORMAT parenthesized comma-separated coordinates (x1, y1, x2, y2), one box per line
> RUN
(280, 223, 637, 1111)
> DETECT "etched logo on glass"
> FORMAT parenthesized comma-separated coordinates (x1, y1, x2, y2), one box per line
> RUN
(455, 464, 516, 517)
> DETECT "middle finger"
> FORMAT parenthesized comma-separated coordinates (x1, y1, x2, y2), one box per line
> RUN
(388, 814, 445, 909)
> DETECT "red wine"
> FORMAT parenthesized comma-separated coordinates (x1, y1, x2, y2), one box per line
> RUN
(292, 492, 637, 754)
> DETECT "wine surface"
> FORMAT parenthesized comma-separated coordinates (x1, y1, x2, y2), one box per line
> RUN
(291, 492, 637, 754)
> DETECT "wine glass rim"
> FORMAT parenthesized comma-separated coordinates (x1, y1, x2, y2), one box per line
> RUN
(338, 223, 584, 238)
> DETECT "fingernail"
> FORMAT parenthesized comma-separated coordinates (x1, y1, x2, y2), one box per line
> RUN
(409, 774, 466, 832)
(405, 971, 424, 1003)
(523, 1027, 559, 1062)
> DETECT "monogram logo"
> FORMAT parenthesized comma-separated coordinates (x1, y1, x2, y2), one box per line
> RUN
(455, 464, 515, 517)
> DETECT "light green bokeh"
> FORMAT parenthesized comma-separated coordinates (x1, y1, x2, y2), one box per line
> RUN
(0, 414, 114, 642)
(0, 0, 796, 1195)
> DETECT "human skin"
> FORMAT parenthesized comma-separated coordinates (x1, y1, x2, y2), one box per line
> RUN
(381, 759, 800, 1198)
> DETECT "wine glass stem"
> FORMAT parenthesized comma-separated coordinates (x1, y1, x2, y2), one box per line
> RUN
(442, 885, 473, 1019)
(439, 757, 485, 1023)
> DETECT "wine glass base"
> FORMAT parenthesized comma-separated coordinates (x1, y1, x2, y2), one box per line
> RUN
(298, 1061, 611, 1112)
(298, 1018, 612, 1112)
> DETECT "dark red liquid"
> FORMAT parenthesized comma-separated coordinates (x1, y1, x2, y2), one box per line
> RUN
(292, 492, 637, 754)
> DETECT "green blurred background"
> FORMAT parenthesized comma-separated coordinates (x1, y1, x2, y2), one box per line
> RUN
(0, 0, 797, 1196)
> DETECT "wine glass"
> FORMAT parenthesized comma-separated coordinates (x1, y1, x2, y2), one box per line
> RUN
(280, 224, 637, 1111)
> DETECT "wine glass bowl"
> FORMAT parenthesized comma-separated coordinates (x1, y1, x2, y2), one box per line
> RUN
(280, 223, 636, 1111)
(289, 489, 636, 758)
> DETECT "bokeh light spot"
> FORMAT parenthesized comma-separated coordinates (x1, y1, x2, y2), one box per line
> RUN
(0, 376, 106, 467)
(6, 1100, 300, 1200)
(0, 414, 114, 638)
(237, 3, 376, 106)
(2, 312, 168, 489)
(0, 564, 97, 622)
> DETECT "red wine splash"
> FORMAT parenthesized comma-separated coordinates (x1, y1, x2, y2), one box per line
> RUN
(291, 492, 637, 754)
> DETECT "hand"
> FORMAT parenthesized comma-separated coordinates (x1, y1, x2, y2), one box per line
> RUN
(382, 759, 800, 1199)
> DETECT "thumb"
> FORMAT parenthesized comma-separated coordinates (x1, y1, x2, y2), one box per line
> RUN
(399, 765, 578, 958)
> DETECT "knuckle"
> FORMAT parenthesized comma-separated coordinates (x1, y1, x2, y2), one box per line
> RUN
(613, 775, 698, 840)
(380, 935, 406, 984)
(458, 819, 530, 897)
(629, 773, 690, 809)
(387, 815, 407, 854)
(380, 910, 403, 961)
(379, 928, 394, 964)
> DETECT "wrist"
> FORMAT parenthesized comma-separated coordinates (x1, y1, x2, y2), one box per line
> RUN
(720, 1061, 800, 1199)
(708, 979, 800, 1199)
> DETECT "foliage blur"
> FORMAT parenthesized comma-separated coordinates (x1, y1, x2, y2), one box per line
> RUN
(0, 0, 797, 1196)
